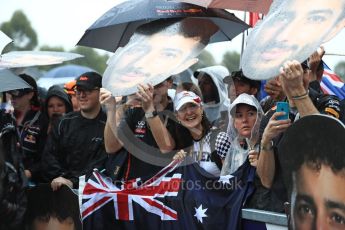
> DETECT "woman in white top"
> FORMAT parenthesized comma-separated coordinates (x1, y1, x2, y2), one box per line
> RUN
(172, 91, 231, 177)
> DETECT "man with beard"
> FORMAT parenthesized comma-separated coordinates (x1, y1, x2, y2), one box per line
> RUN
(102, 17, 218, 96)
(241, 0, 345, 80)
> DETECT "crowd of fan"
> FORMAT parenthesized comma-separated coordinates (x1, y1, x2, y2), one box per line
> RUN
(0, 47, 345, 229)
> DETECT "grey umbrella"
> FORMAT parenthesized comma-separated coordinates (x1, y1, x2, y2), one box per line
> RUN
(77, 0, 249, 52)
(0, 69, 32, 92)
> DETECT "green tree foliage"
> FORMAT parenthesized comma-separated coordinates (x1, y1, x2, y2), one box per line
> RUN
(190, 50, 216, 71)
(40, 45, 65, 52)
(335, 61, 345, 81)
(0, 10, 38, 52)
(221, 51, 240, 73)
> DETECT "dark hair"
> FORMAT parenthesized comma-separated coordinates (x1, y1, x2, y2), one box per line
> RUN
(18, 74, 40, 108)
(278, 115, 345, 191)
(174, 108, 211, 150)
(231, 70, 261, 90)
(135, 18, 217, 50)
(26, 185, 81, 230)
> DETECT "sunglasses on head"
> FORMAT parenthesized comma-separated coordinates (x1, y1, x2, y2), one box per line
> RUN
(7, 89, 32, 97)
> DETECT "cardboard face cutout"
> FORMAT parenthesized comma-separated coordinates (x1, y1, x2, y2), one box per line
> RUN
(241, 0, 345, 80)
(278, 115, 345, 229)
(102, 18, 218, 96)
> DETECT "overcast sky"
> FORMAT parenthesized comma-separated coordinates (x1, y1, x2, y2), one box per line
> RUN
(1, 0, 345, 69)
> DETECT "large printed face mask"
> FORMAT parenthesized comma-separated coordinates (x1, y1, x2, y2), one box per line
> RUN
(241, 0, 345, 80)
(102, 18, 218, 96)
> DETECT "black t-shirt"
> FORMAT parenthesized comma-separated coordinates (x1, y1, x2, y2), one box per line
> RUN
(118, 101, 180, 181)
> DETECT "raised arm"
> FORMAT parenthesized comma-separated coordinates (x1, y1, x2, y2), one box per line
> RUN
(100, 88, 123, 154)
(137, 84, 175, 153)
(257, 112, 291, 188)
(280, 60, 319, 117)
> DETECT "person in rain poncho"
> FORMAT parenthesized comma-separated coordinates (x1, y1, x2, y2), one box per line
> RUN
(221, 93, 263, 176)
(192, 66, 230, 129)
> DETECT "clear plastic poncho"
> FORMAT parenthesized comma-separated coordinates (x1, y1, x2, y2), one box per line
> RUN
(220, 93, 263, 176)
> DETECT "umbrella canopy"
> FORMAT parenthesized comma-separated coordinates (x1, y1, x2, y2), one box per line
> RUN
(0, 69, 32, 92)
(77, 0, 249, 52)
(1, 31, 83, 68)
(173, 0, 273, 14)
(37, 64, 95, 89)
(43, 64, 95, 78)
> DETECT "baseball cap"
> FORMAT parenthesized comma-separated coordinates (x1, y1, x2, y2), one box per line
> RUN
(174, 91, 202, 111)
(224, 70, 261, 90)
(64, 80, 76, 95)
(229, 93, 259, 115)
(75, 72, 102, 90)
(316, 95, 341, 119)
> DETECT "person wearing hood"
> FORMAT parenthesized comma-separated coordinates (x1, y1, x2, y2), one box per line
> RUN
(221, 93, 264, 176)
(44, 85, 73, 134)
(192, 65, 230, 129)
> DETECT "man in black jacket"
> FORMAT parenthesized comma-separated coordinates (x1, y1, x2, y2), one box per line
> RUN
(42, 72, 107, 190)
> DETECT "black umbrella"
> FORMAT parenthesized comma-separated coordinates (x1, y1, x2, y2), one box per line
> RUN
(77, 0, 249, 52)
(0, 69, 32, 92)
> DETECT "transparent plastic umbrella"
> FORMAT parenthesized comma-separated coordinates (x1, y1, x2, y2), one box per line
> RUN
(0, 51, 83, 68)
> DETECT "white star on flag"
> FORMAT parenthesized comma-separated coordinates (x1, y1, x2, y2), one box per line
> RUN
(218, 174, 234, 185)
(194, 204, 208, 223)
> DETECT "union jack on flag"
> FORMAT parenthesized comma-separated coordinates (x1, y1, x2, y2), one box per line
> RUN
(81, 160, 182, 221)
(80, 158, 255, 230)
(321, 62, 345, 100)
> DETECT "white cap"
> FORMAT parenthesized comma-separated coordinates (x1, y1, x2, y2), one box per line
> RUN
(173, 91, 201, 111)
(229, 93, 259, 114)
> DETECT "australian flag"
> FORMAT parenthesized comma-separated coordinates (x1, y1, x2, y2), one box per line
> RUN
(320, 62, 345, 100)
(80, 158, 255, 230)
